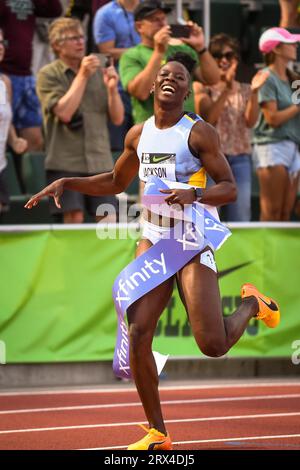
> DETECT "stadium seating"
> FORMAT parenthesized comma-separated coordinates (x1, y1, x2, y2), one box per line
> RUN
(6, 151, 22, 196)
(0, 152, 51, 225)
(22, 151, 47, 194)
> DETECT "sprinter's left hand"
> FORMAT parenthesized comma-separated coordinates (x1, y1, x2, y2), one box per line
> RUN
(160, 188, 196, 206)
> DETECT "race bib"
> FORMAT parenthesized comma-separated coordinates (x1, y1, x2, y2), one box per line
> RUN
(139, 152, 176, 182)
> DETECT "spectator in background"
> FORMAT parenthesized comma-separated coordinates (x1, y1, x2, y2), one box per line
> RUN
(93, 0, 141, 151)
(279, 0, 300, 28)
(93, 0, 141, 61)
(253, 27, 300, 221)
(0, 29, 28, 216)
(36, 17, 124, 223)
(194, 34, 270, 222)
(119, 0, 220, 124)
(0, 0, 62, 151)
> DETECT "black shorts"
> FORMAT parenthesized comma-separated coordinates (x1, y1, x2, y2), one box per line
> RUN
(0, 168, 10, 210)
(46, 170, 118, 217)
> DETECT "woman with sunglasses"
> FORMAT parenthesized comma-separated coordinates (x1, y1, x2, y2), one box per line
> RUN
(194, 33, 269, 222)
(0, 28, 27, 215)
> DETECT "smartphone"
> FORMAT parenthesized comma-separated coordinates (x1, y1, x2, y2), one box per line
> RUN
(169, 24, 190, 38)
(104, 55, 113, 68)
(92, 53, 113, 68)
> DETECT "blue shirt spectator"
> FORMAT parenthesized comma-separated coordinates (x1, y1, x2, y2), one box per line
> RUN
(93, 0, 140, 54)
(93, 0, 141, 151)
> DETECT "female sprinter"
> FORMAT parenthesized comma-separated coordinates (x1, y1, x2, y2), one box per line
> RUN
(25, 54, 280, 450)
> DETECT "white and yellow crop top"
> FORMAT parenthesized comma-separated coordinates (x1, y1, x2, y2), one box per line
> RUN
(137, 112, 206, 189)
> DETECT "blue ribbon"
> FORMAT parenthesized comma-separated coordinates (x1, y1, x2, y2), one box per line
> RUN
(112, 177, 231, 379)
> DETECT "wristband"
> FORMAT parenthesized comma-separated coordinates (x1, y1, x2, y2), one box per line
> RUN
(193, 187, 203, 201)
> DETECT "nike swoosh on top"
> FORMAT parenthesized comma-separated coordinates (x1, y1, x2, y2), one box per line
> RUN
(148, 439, 167, 450)
(152, 156, 171, 163)
(259, 297, 278, 311)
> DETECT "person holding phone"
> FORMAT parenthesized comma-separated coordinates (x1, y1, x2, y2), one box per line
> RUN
(119, 0, 220, 124)
(36, 17, 124, 223)
(93, 0, 141, 151)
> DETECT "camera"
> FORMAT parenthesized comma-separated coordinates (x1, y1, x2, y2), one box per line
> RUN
(92, 53, 113, 68)
(104, 55, 112, 68)
(169, 24, 190, 38)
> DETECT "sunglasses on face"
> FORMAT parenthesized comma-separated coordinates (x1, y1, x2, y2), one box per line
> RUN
(212, 51, 236, 61)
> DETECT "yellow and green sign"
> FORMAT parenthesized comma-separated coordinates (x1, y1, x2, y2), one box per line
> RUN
(0, 226, 299, 362)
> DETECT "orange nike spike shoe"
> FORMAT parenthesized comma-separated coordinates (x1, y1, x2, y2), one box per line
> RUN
(127, 426, 172, 450)
(241, 283, 280, 328)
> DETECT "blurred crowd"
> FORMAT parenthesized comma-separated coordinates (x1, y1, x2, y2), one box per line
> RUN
(1, 0, 300, 223)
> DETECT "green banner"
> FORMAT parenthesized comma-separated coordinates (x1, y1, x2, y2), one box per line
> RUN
(0, 226, 300, 362)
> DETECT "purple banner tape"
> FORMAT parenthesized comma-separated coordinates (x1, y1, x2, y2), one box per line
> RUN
(112, 177, 231, 379)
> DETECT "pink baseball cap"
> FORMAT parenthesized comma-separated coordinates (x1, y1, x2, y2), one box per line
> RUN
(259, 27, 300, 53)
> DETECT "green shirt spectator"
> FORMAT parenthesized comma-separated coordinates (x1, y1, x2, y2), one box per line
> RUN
(119, 0, 220, 125)
(253, 68, 300, 145)
(120, 43, 198, 123)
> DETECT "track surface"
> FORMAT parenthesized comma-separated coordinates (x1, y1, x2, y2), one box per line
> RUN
(0, 381, 300, 450)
